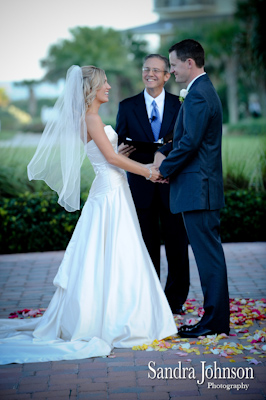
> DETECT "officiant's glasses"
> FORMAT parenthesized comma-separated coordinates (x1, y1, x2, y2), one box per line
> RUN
(142, 68, 167, 74)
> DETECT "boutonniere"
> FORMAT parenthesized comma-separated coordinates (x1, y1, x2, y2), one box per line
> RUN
(179, 89, 188, 103)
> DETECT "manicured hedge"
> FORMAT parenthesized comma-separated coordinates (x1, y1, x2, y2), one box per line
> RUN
(0, 190, 265, 254)
(0, 192, 86, 254)
(226, 118, 266, 136)
(220, 190, 266, 242)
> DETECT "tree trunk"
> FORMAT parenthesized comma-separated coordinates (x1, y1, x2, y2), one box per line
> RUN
(29, 87, 37, 117)
(225, 56, 239, 124)
(257, 76, 266, 118)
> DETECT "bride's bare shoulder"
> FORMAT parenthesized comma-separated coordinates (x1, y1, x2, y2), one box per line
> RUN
(85, 113, 102, 126)
(85, 113, 106, 143)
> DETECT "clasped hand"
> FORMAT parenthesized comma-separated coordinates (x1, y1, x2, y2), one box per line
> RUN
(146, 152, 168, 183)
(146, 164, 169, 184)
(148, 165, 168, 183)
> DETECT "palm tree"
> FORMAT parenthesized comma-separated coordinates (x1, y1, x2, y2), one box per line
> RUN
(159, 21, 241, 123)
(14, 80, 39, 117)
(40, 26, 149, 115)
(235, 0, 266, 116)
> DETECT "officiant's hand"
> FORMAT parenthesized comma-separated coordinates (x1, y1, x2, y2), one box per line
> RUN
(154, 151, 166, 168)
(118, 143, 136, 157)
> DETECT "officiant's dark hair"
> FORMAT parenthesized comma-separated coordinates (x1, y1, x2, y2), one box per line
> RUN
(169, 39, 205, 68)
(143, 54, 170, 73)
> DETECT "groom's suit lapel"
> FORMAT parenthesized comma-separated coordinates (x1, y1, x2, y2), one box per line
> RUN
(174, 74, 209, 143)
(132, 92, 154, 142)
(173, 106, 184, 144)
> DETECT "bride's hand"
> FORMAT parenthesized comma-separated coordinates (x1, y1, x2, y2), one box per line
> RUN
(146, 164, 162, 183)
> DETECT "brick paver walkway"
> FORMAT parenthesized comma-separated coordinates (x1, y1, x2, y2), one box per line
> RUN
(0, 242, 265, 400)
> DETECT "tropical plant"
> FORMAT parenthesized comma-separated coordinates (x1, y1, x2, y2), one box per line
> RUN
(159, 21, 241, 123)
(14, 80, 40, 117)
(235, 0, 266, 116)
(40, 27, 148, 112)
(0, 88, 9, 107)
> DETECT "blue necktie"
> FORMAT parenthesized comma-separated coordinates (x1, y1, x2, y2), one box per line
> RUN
(150, 100, 161, 142)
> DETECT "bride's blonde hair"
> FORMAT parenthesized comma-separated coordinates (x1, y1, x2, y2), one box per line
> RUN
(81, 66, 105, 109)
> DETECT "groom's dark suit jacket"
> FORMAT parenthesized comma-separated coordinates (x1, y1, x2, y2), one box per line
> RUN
(160, 74, 225, 213)
(160, 74, 229, 333)
(116, 90, 180, 209)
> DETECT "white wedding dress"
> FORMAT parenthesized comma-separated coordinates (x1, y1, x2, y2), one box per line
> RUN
(0, 126, 177, 364)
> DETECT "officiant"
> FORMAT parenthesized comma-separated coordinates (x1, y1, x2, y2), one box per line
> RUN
(116, 54, 189, 315)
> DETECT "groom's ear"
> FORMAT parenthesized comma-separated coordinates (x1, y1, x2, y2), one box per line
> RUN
(186, 58, 195, 69)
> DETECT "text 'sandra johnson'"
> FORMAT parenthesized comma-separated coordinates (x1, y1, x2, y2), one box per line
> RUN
(147, 361, 254, 385)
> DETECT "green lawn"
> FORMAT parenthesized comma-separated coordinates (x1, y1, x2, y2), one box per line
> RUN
(0, 130, 17, 141)
(0, 133, 265, 197)
(222, 134, 266, 190)
(0, 146, 95, 197)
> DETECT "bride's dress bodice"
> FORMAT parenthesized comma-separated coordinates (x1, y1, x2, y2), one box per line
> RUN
(85, 126, 127, 198)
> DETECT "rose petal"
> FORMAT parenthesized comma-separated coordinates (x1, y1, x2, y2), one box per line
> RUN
(248, 358, 262, 365)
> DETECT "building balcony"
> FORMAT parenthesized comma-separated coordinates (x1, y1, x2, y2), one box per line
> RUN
(128, 0, 235, 36)
(154, 0, 216, 18)
(155, 0, 237, 21)
(154, 0, 215, 10)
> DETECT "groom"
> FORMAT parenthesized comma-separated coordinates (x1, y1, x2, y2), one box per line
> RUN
(154, 39, 230, 338)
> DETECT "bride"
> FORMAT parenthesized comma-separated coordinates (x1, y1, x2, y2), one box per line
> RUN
(0, 65, 177, 365)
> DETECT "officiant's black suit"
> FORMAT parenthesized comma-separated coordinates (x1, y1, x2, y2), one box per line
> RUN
(116, 90, 189, 312)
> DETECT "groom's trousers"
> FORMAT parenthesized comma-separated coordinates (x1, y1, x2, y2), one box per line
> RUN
(182, 209, 230, 333)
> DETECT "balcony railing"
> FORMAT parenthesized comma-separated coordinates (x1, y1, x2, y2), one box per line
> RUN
(154, 0, 215, 9)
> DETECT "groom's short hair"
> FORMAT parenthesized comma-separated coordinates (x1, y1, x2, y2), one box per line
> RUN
(169, 39, 205, 68)
(143, 54, 170, 73)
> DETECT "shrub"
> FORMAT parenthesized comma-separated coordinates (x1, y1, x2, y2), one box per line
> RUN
(226, 118, 266, 136)
(0, 108, 20, 131)
(20, 121, 45, 133)
(220, 190, 266, 242)
(0, 192, 87, 254)
(0, 190, 265, 254)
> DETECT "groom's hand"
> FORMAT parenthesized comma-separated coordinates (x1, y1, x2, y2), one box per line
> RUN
(151, 153, 168, 183)
(147, 165, 168, 184)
